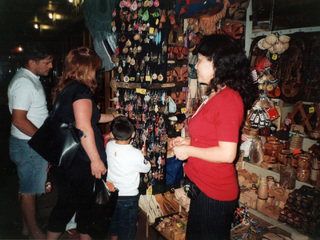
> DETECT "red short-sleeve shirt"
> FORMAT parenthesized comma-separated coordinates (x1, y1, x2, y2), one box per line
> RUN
(184, 87, 244, 201)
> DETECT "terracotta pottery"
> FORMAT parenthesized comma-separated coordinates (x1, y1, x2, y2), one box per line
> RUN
(280, 157, 296, 189)
(258, 178, 269, 200)
(297, 168, 311, 183)
(257, 197, 266, 211)
(310, 169, 320, 186)
(298, 154, 311, 169)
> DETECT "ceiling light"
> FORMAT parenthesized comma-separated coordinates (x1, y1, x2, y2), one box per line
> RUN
(68, 0, 73, 3)
(34, 23, 39, 29)
(48, 12, 53, 19)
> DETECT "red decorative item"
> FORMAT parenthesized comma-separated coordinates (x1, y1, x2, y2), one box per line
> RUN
(171, 92, 186, 105)
(173, 67, 188, 82)
(255, 57, 272, 74)
(166, 71, 174, 82)
(45, 181, 52, 193)
(173, 46, 188, 60)
(266, 107, 279, 121)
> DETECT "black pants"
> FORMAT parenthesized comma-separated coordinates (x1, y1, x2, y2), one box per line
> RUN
(47, 159, 96, 234)
(186, 190, 237, 240)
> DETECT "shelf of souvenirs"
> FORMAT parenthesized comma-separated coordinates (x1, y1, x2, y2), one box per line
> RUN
(242, 161, 313, 190)
(238, 161, 319, 239)
(239, 202, 311, 239)
(110, 77, 188, 92)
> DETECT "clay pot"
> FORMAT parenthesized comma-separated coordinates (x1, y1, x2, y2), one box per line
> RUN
(264, 140, 282, 158)
(258, 178, 269, 199)
(267, 196, 275, 205)
(312, 154, 320, 170)
(257, 197, 266, 211)
(298, 154, 311, 169)
(297, 168, 311, 182)
(310, 169, 320, 186)
(290, 135, 303, 151)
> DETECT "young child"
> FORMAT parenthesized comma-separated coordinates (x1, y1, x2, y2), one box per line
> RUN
(106, 116, 151, 240)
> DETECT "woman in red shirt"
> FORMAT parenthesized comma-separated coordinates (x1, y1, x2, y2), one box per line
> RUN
(171, 34, 257, 239)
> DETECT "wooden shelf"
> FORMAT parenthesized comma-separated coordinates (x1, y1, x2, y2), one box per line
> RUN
(110, 78, 188, 92)
(242, 161, 316, 239)
(243, 161, 313, 189)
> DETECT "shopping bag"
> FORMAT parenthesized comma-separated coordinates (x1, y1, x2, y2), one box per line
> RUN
(88, 179, 119, 239)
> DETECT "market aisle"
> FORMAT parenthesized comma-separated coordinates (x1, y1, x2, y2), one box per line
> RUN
(0, 104, 162, 240)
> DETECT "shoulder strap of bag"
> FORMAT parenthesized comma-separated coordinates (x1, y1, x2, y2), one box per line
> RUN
(50, 83, 74, 117)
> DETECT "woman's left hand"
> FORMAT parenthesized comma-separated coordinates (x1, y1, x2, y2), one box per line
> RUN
(173, 145, 189, 161)
(91, 160, 107, 179)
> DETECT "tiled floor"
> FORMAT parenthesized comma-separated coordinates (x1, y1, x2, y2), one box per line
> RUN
(0, 104, 163, 240)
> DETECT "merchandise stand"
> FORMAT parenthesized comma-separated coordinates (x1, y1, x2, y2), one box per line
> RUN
(100, 0, 320, 239)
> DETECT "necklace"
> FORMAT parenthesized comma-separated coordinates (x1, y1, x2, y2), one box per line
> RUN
(192, 87, 226, 118)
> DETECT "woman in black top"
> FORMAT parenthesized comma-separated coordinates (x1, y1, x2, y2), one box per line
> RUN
(47, 47, 116, 240)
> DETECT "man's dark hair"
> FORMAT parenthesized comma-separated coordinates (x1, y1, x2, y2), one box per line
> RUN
(21, 42, 52, 67)
(111, 116, 135, 140)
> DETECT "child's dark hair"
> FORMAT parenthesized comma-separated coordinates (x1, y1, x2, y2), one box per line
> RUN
(111, 116, 136, 140)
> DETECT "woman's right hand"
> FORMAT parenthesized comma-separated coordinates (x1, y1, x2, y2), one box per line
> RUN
(169, 137, 191, 149)
(90, 159, 107, 179)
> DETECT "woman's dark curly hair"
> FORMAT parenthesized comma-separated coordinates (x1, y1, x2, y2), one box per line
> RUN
(196, 34, 258, 111)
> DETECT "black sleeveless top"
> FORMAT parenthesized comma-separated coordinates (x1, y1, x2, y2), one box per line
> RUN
(54, 81, 106, 165)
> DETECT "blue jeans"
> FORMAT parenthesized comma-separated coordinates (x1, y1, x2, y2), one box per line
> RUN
(9, 136, 48, 194)
(109, 195, 139, 240)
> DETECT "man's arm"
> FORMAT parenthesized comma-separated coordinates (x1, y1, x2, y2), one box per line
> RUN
(11, 109, 38, 137)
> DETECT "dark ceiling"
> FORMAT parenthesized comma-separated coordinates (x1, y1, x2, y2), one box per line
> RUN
(0, 0, 85, 54)
(1, 0, 320, 55)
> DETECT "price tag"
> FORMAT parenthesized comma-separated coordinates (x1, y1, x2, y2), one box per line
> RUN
(136, 88, 146, 94)
(146, 185, 153, 195)
(309, 107, 315, 113)
(178, 36, 183, 42)
(181, 108, 187, 113)
(129, 77, 135, 82)
(146, 75, 151, 82)
(155, 19, 159, 25)
(272, 54, 278, 60)
(149, 27, 154, 34)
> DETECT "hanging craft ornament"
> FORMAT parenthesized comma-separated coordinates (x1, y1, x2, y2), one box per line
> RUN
(130, 1, 138, 11)
(152, 73, 158, 81)
(154, 0, 159, 7)
(112, 9, 117, 17)
(130, 58, 136, 66)
(142, 10, 149, 22)
(143, 0, 149, 7)
(125, 39, 132, 47)
(158, 73, 164, 81)
(124, 75, 130, 83)
(119, 0, 126, 8)
(125, 0, 131, 8)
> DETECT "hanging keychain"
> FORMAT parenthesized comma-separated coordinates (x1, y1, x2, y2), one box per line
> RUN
(45, 164, 52, 193)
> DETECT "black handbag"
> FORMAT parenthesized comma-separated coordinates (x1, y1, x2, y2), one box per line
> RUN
(28, 87, 83, 168)
(88, 179, 119, 239)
